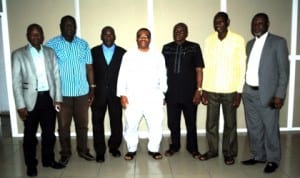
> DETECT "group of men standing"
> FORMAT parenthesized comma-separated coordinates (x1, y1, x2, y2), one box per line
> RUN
(11, 11, 289, 177)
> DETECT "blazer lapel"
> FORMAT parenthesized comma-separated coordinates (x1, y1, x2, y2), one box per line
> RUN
(43, 48, 53, 81)
(259, 34, 272, 67)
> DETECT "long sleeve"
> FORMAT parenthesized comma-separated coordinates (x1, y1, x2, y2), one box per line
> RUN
(116, 52, 129, 97)
(12, 51, 26, 109)
(275, 37, 289, 98)
(158, 54, 168, 94)
(52, 51, 62, 102)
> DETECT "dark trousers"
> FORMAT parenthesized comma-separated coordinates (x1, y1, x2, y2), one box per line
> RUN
(23, 91, 56, 168)
(57, 95, 89, 157)
(166, 102, 199, 153)
(205, 92, 237, 157)
(92, 96, 122, 156)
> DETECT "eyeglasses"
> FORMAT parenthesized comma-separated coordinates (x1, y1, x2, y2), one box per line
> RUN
(138, 35, 150, 40)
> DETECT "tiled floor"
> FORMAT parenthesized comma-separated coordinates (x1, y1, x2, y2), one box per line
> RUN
(0, 118, 299, 178)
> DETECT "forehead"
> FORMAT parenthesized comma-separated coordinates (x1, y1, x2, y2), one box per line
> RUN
(254, 16, 266, 21)
(103, 28, 114, 34)
(174, 25, 186, 31)
(214, 15, 226, 22)
(62, 18, 75, 25)
(138, 30, 150, 36)
(28, 26, 42, 34)
(253, 16, 267, 22)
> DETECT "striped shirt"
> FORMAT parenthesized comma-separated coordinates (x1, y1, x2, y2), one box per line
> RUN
(46, 35, 92, 97)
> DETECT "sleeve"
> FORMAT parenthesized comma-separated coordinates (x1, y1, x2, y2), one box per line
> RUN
(51, 49, 63, 102)
(116, 52, 129, 97)
(194, 43, 205, 68)
(202, 38, 210, 90)
(158, 53, 168, 94)
(11, 51, 26, 109)
(275, 38, 290, 98)
(236, 36, 247, 93)
(84, 41, 93, 64)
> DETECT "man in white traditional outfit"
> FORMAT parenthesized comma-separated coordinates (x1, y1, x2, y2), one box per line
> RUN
(117, 28, 167, 161)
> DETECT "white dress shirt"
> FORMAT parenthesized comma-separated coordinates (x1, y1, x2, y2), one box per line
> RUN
(246, 32, 269, 86)
(30, 45, 49, 91)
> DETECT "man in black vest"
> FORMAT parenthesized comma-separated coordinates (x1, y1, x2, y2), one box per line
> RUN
(91, 26, 126, 162)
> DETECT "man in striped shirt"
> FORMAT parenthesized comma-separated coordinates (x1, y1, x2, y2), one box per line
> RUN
(46, 15, 95, 166)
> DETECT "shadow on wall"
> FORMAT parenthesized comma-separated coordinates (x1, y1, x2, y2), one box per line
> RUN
(0, 111, 11, 137)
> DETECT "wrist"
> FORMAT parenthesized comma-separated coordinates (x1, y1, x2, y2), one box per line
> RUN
(196, 87, 202, 94)
(90, 84, 96, 88)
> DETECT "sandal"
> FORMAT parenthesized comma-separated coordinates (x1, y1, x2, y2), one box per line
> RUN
(124, 152, 136, 161)
(164, 149, 177, 157)
(148, 151, 163, 160)
(199, 152, 218, 161)
(191, 151, 201, 159)
(224, 156, 235, 165)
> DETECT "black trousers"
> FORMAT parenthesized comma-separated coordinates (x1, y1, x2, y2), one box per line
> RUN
(92, 95, 123, 156)
(166, 102, 199, 153)
(23, 91, 56, 168)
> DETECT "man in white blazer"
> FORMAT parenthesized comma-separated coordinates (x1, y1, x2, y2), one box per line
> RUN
(241, 13, 289, 173)
(12, 24, 65, 177)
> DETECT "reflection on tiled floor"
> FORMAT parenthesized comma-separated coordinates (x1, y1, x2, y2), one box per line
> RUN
(0, 126, 299, 178)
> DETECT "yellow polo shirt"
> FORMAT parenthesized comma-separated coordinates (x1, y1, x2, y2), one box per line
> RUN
(203, 31, 246, 93)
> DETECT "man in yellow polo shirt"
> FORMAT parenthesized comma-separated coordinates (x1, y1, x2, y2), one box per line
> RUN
(199, 12, 246, 165)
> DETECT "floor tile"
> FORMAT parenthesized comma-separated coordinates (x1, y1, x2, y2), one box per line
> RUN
(0, 127, 299, 178)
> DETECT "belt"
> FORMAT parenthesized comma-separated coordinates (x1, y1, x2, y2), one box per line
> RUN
(37, 91, 49, 95)
(247, 84, 259, 90)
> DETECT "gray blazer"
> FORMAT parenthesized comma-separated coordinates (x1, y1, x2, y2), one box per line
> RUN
(244, 33, 290, 106)
(12, 45, 62, 111)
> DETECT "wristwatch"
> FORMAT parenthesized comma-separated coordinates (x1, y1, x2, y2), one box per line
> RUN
(197, 87, 202, 94)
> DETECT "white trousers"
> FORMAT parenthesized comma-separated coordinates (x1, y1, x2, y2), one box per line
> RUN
(123, 102, 164, 152)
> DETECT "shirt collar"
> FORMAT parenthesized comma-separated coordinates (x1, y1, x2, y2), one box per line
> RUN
(255, 32, 269, 41)
(214, 29, 232, 40)
(28, 43, 43, 53)
(102, 44, 116, 50)
(61, 35, 77, 43)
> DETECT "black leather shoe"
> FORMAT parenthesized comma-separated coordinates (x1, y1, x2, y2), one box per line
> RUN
(109, 149, 121, 157)
(264, 162, 278, 173)
(27, 167, 37, 177)
(96, 154, 105, 162)
(59, 156, 70, 166)
(43, 161, 66, 169)
(241, 158, 266, 165)
(78, 152, 95, 161)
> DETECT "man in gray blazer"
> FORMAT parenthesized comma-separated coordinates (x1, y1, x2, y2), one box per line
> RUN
(12, 24, 65, 177)
(241, 13, 289, 173)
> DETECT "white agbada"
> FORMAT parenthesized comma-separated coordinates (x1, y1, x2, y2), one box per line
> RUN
(117, 47, 167, 152)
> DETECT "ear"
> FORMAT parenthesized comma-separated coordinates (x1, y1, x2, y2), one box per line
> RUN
(227, 19, 230, 26)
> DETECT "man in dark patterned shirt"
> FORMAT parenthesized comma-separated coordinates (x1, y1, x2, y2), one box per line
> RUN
(162, 22, 205, 159)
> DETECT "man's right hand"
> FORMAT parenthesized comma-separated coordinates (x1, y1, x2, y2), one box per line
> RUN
(201, 91, 209, 105)
(17, 108, 28, 120)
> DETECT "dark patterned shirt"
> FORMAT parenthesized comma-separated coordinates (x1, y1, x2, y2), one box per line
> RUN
(162, 41, 204, 103)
